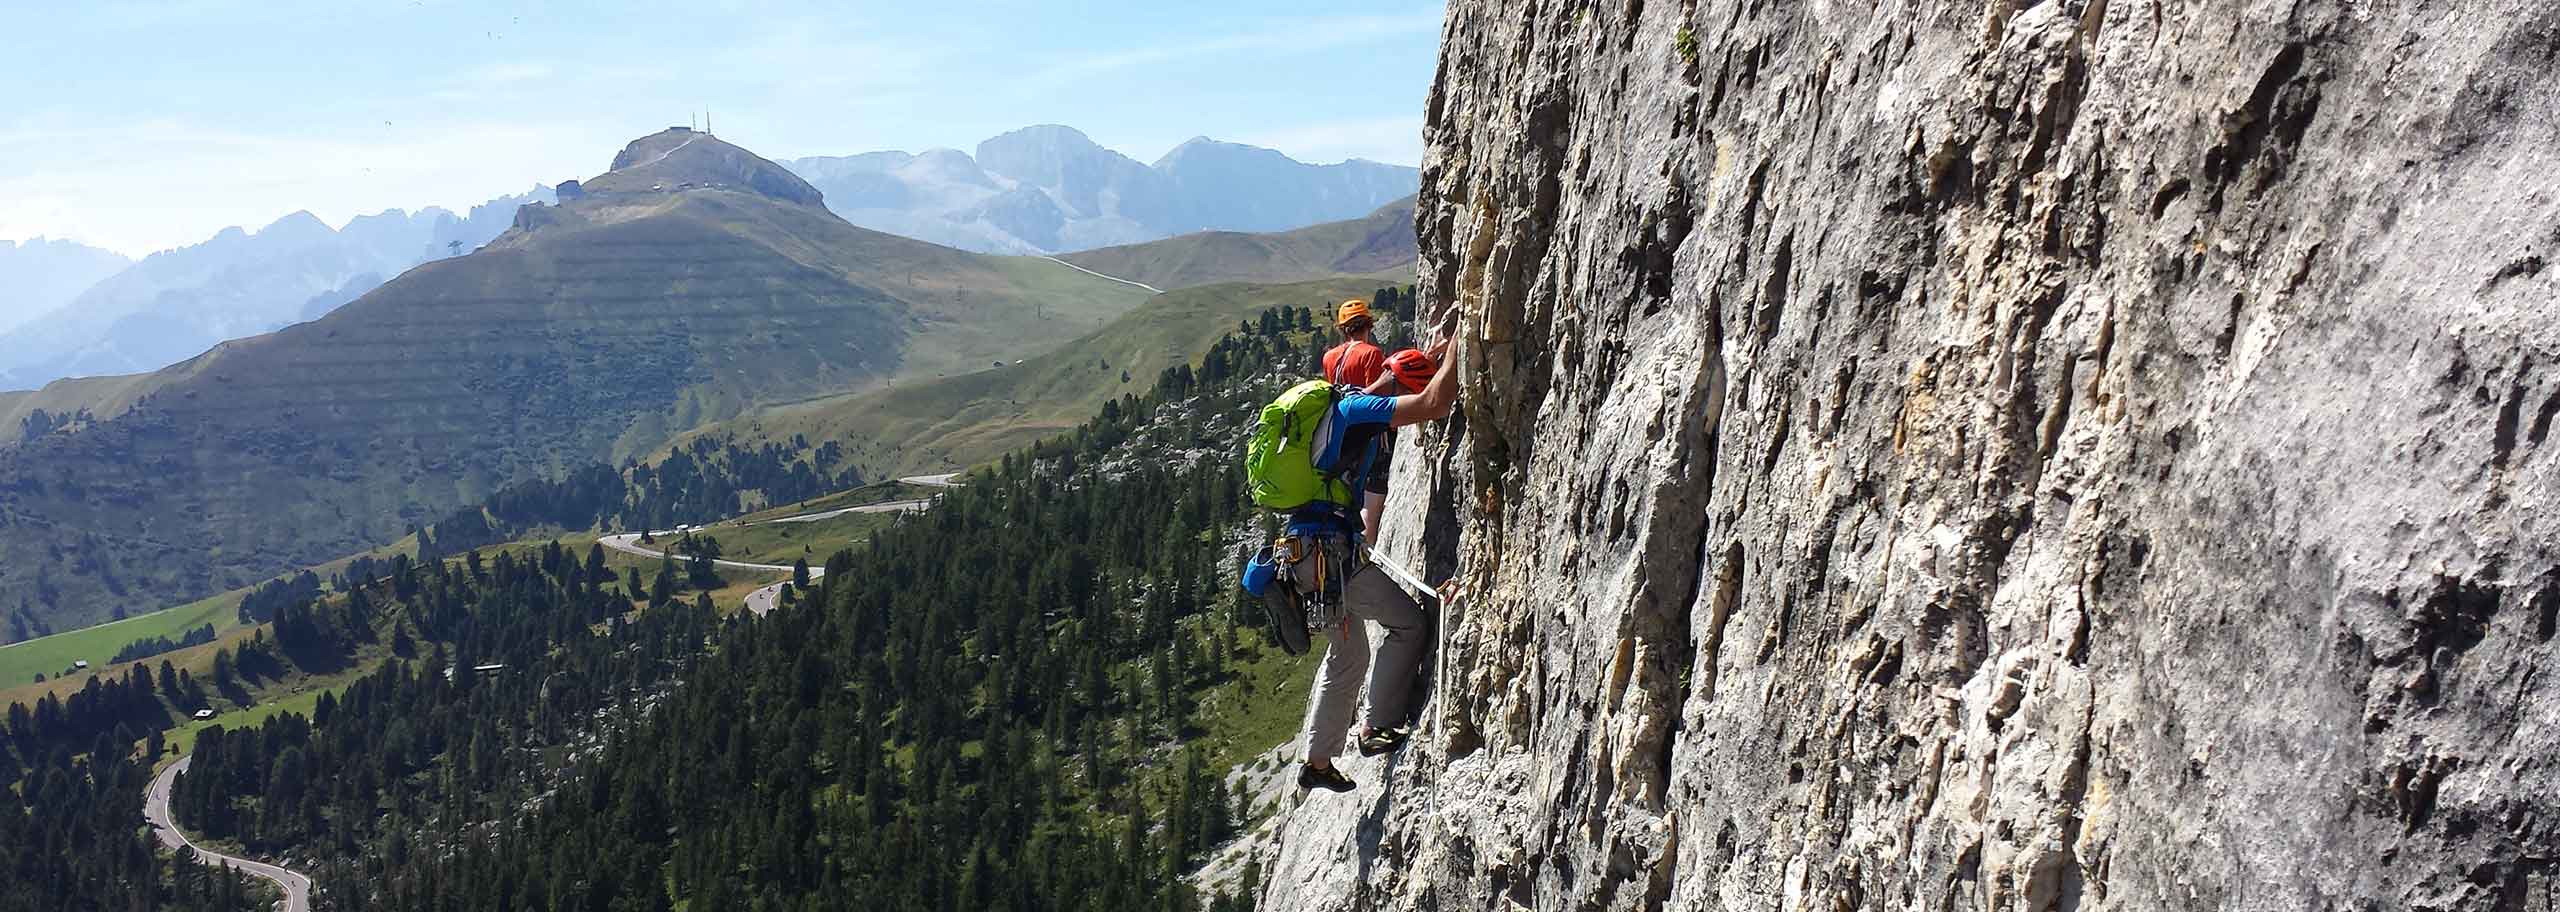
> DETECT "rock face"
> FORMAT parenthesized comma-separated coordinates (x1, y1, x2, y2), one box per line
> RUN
(1258, 2, 2560, 910)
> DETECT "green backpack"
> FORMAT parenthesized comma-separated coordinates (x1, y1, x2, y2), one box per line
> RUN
(1246, 380, 1354, 511)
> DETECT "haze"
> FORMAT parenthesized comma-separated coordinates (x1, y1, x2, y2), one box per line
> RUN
(1, 0, 1443, 257)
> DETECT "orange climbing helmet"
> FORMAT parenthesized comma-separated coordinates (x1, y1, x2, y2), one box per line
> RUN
(1384, 348, 1438, 393)
(1335, 299, 1373, 330)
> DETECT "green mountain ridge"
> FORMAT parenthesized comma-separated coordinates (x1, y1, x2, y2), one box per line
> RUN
(0, 129, 1152, 633)
(666, 275, 1399, 481)
(650, 195, 1424, 480)
(1059, 195, 1416, 291)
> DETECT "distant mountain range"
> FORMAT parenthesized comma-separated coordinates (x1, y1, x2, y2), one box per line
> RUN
(0, 128, 1165, 631)
(0, 238, 130, 337)
(0, 188, 550, 391)
(783, 125, 1417, 255)
(0, 125, 1407, 393)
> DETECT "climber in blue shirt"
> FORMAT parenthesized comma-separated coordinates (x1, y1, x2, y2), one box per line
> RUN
(1292, 338, 1456, 793)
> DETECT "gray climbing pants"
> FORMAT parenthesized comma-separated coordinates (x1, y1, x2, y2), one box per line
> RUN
(1300, 560, 1428, 763)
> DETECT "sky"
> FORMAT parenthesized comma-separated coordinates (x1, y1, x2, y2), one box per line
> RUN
(0, 0, 1446, 257)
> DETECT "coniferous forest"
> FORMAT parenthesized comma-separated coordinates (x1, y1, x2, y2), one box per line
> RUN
(0, 740, 272, 911)
(0, 298, 1382, 911)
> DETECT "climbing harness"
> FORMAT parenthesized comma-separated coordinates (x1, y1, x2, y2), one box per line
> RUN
(1240, 413, 1386, 653)
(1243, 522, 1367, 654)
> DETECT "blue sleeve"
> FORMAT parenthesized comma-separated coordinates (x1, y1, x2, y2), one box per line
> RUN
(1334, 393, 1397, 428)
(1317, 394, 1399, 472)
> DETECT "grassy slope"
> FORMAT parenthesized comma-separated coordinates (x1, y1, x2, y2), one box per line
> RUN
(5, 456, 907, 696)
(668, 276, 1387, 479)
(0, 373, 172, 449)
(166, 684, 338, 758)
(34, 525, 782, 774)
(1186, 622, 1321, 777)
(895, 255, 1159, 384)
(681, 511, 903, 564)
(1, 625, 254, 708)
(0, 592, 242, 687)
(729, 479, 932, 524)
(1058, 196, 1415, 291)
(0, 504, 446, 691)
(4, 524, 781, 714)
(0, 171, 1148, 633)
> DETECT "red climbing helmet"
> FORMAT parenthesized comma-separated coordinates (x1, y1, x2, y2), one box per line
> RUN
(1384, 348, 1438, 393)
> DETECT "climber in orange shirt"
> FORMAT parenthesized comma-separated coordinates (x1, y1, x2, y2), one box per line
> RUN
(1323, 299, 1387, 387)
(1321, 300, 1392, 539)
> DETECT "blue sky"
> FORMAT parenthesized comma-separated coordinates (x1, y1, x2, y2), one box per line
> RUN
(1, 0, 1446, 257)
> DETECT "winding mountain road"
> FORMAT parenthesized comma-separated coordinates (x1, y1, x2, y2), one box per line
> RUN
(147, 756, 310, 912)
(597, 531, 839, 617)
(600, 476, 961, 615)
(1043, 256, 1164, 294)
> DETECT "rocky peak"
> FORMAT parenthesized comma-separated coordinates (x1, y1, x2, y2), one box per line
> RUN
(902, 148, 997, 188)
(972, 124, 1113, 182)
(1252, 2, 2560, 910)
(604, 127, 698, 171)
(255, 210, 336, 247)
(780, 150, 914, 182)
(585, 128, 826, 208)
(1151, 136, 1292, 171)
(974, 124, 1170, 222)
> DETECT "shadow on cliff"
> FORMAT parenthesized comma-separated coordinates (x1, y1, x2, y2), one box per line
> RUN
(1349, 750, 1416, 886)
(1402, 409, 1468, 740)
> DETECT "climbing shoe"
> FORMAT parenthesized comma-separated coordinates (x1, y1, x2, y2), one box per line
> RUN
(1355, 727, 1410, 757)
(1298, 763, 1356, 793)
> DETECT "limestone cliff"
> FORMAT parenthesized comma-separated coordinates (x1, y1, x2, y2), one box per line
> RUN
(1253, 2, 2560, 909)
